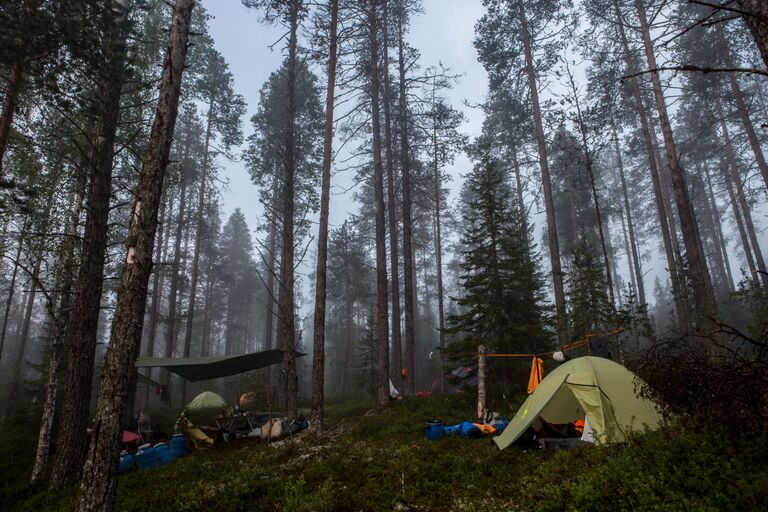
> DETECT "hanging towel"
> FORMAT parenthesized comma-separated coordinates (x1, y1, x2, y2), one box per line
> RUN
(527, 356, 544, 394)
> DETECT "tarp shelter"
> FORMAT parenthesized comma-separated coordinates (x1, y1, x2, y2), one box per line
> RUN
(494, 356, 662, 449)
(135, 349, 303, 382)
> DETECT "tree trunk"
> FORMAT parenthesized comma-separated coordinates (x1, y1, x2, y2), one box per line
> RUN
(310, 0, 338, 433)
(476, 344, 486, 420)
(382, 0, 402, 378)
(179, 97, 214, 404)
(142, 190, 168, 407)
(571, 83, 615, 310)
(614, 0, 690, 330)
(368, 0, 390, 406)
(704, 165, 735, 292)
(432, 118, 446, 393)
(0, 0, 37, 177)
(31, 168, 87, 483)
(695, 172, 730, 294)
(719, 155, 757, 280)
(278, 0, 301, 419)
(725, 68, 768, 190)
(517, 0, 567, 345)
(161, 175, 188, 394)
(0, 228, 24, 361)
(395, 3, 416, 395)
(738, 0, 768, 69)
(50, 1, 130, 487)
(74, 2, 193, 509)
(716, 98, 768, 287)
(613, 120, 645, 305)
(635, 0, 718, 327)
(263, 174, 279, 386)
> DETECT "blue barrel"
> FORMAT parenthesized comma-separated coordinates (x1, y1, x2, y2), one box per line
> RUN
(154, 442, 174, 465)
(170, 434, 187, 458)
(425, 420, 444, 441)
(118, 450, 133, 475)
(135, 444, 158, 470)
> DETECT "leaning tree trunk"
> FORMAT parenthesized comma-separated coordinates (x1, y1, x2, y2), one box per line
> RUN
(694, 171, 730, 294)
(178, 97, 214, 404)
(75, 3, 194, 510)
(278, 0, 301, 420)
(614, 0, 691, 330)
(368, 0, 391, 406)
(719, 155, 757, 281)
(738, 0, 768, 69)
(716, 98, 768, 287)
(635, 0, 718, 328)
(382, 0, 402, 378)
(49, 1, 130, 488)
(396, 4, 417, 395)
(720, 28, 768, 191)
(517, 0, 567, 346)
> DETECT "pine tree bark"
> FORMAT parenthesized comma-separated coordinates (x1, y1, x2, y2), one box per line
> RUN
(635, 0, 718, 327)
(395, 2, 416, 395)
(716, 98, 768, 287)
(49, 1, 130, 487)
(382, 0, 402, 378)
(74, 2, 194, 509)
(517, 0, 567, 345)
(179, 98, 214, 404)
(262, 173, 279, 387)
(368, 0, 391, 406)
(310, 0, 338, 434)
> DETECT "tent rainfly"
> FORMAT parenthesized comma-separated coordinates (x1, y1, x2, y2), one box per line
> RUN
(135, 349, 303, 382)
(494, 356, 662, 449)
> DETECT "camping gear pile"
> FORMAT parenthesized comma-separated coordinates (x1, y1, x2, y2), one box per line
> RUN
(178, 391, 309, 448)
(424, 412, 509, 441)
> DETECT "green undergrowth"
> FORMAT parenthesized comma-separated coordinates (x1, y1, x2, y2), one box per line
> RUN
(4, 392, 768, 511)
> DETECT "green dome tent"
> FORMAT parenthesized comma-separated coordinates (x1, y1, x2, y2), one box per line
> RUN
(184, 391, 227, 426)
(493, 356, 662, 449)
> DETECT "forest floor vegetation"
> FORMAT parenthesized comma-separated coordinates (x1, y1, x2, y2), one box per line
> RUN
(2, 391, 767, 511)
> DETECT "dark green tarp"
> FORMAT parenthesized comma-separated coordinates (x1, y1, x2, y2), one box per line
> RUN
(135, 349, 303, 382)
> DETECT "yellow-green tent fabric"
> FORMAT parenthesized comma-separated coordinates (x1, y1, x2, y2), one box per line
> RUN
(185, 391, 227, 425)
(493, 356, 662, 449)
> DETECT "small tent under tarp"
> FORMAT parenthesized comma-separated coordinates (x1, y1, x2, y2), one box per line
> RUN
(184, 391, 227, 426)
(493, 356, 662, 449)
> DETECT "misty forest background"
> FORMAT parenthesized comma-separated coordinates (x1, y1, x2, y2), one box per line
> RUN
(0, 0, 767, 510)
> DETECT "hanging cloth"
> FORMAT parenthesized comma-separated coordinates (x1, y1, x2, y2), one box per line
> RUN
(527, 356, 544, 394)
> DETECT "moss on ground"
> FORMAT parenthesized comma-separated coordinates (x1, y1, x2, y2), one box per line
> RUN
(3, 392, 767, 511)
